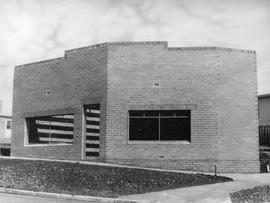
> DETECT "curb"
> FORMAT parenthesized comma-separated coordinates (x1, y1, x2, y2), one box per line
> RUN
(0, 187, 154, 203)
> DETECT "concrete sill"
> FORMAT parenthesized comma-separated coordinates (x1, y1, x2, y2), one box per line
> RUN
(24, 143, 73, 147)
(128, 141, 191, 145)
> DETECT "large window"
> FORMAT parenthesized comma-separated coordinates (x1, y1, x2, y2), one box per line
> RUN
(129, 110, 191, 141)
(26, 114, 74, 144)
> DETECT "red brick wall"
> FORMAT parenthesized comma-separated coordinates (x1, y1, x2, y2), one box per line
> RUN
(11, 45, 108, 160)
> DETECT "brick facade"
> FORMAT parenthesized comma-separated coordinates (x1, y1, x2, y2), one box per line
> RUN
(11, 41, 260, 173)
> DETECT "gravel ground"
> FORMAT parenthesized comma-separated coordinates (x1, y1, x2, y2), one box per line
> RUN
(230, 185, 270, 203)
(0, 158, 232, 197)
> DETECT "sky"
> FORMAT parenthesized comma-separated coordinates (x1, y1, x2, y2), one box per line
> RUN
(0, 0, 269, 115)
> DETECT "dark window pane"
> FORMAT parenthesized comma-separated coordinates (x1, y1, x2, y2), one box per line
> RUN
(86, 120, 100, 125)
(89, 104, 100, 110)
(129, 110, 159, 117)
(160, 118, 190, 141)
(36, 123, 50, 130)
(129, 118, 159, 140)
(84, 104, 101, 158)
(50, 133, 73, 140)
(6, 121, 11, 129)
(35, 116, 51, 122)
(160, 110, 176, 116)
(129, 111, 144, 117)
(0, 148, 10, 156)
(144, 111, 159, 117)
(50, 116, 74, 123)
(86, 152, 99, 157)
(28, 119, 49, 144)
(86, 135, 99, 141)
(176, 110, 190, 116)
(160, 110, 190, 117)
(27, 114, 74, 144)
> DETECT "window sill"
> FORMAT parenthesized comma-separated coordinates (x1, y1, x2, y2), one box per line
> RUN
(128, 140, 191, 145)
(24, 143, 73, 147)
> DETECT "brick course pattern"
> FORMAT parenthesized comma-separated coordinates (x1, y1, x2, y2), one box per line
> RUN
(11, 41, 260, 173)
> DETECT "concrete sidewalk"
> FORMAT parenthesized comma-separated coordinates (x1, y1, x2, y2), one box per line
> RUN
(0, 187, 152, 203)
(119, 173, 270, 203)
(2, 157, 269, 202)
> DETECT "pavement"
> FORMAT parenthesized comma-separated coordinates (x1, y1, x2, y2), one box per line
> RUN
(1, 173, 270, 203)
(0, 192, 92, 203)
(1, 157, 270, 203)
(119, 173, 270, 203)
(0, 187, 151, 203)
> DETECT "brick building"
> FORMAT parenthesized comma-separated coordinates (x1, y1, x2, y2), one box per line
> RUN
(0, 101, 12, 156)
(258, 94, 270, 126)
(258, 94, 270, 147)
(12, 41, 259, 173)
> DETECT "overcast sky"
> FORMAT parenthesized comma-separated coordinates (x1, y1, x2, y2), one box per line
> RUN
(0, 0, 269, 115)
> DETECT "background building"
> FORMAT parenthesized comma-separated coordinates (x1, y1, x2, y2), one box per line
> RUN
(11, 41, 259, 173)
(258, 94, 270, 147)
(258, 94, 270, 126)
(258, 94, 270, 172)
(0, 101, 11, 156)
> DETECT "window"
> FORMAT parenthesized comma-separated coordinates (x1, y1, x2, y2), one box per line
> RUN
(6, 120, 11, 129)
(84, 104, 100, 157)
(0, 148, 10, 156)
(26, 114, 74, 144)
(129, 110, 190, 141)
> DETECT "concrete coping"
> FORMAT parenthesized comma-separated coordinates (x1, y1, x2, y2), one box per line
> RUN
(15, 57, 64, 68)
(65, 41, 255, 54)
(65, 41, 167, 53)
(15, 41, 256, 68)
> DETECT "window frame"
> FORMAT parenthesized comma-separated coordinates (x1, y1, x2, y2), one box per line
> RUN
(25, 114, 75, 146)
(128, 110, 191, 144)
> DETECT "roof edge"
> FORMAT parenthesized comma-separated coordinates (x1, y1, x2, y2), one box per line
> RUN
(15, 57, 64, 68)
(15, 41, 256, 68)
(65, 41, 256, 54)
(65, 41, 168, 53)
(258, 94, 270, 99)
(168, 46, 255, 53)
